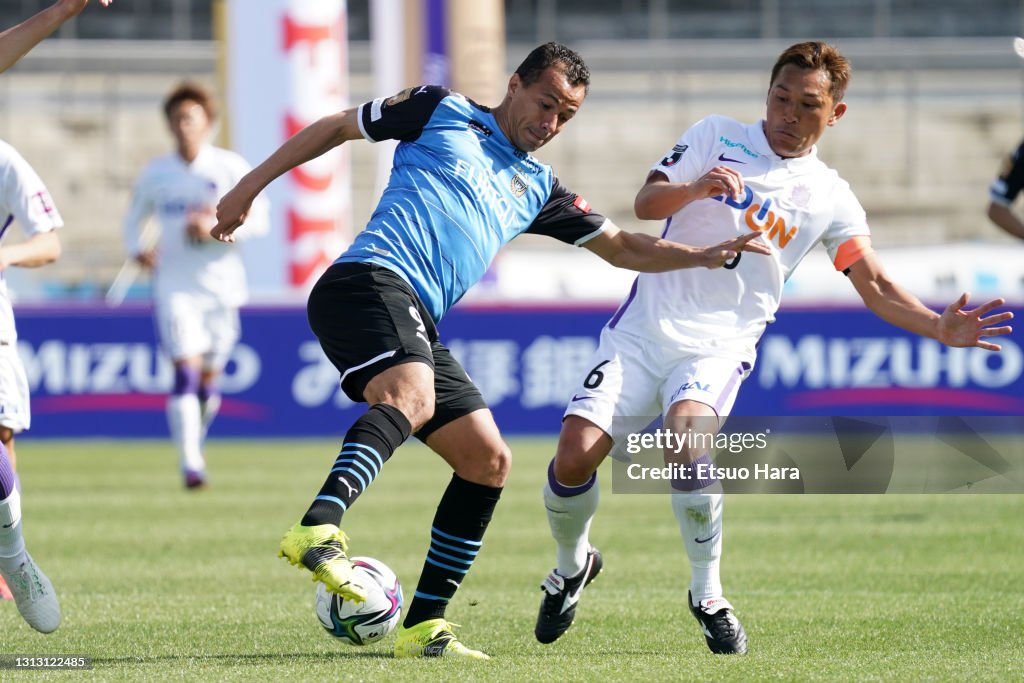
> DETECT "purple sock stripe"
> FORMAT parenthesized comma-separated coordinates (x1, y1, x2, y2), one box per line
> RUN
(547, 459, 596, 497)
(671, 453, 717, 492)
(197, 384, 219, 404)
(0, 444, 15, 499)
(172, 365, 201, 396)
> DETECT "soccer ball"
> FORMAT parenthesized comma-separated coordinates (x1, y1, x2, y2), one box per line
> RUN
(314, 556, 403, 646)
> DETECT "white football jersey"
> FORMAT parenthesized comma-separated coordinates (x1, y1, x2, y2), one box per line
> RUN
(123, 144, 268, 308)
(0, 139, 63, 341)
(609, 115, 871, 362)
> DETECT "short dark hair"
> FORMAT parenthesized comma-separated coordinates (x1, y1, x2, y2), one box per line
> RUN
(163, 82, 217, 121)
(769, 41, 851, 103)
(514, 42, 590, 94)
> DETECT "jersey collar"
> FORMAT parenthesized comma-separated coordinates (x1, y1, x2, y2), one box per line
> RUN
(177, 143, 213, 167)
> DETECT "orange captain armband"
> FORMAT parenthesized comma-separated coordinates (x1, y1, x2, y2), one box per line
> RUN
(834, 235, 873, 275)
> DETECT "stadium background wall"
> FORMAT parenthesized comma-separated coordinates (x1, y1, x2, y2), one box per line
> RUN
(13, 305, 1024, 438)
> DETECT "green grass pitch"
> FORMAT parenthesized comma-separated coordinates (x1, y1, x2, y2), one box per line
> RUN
(3, 438, 1022, 681)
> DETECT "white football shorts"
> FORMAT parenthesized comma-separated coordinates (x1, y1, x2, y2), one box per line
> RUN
(155, 292, 240, 369)
(0, 342, 31, 432)
(563, 326, 752, 453)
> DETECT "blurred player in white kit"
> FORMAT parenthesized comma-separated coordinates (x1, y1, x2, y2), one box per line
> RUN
(0, 0, 111, 632)
(123, 82, 268, 489)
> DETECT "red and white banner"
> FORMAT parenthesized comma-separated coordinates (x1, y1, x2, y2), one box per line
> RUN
(223, 0, 351, 298)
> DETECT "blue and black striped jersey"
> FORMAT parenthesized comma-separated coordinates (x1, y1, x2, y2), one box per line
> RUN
(337, 85, 606, 322)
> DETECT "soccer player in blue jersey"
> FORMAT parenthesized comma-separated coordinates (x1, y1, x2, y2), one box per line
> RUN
(211, 42, 770, 659)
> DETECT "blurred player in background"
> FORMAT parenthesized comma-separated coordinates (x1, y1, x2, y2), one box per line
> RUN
(123, 82, 268, 490)
(537, 41, 1014, 655)
(987, 138, 1024, 241)
(211, 42, 768, 660)
(0, 0, 110, 632)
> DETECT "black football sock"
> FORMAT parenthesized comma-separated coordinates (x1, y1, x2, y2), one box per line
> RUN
(403, 474, 502, 627)
(301, 403, 411, 526)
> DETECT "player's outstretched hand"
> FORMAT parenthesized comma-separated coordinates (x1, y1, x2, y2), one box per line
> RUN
(701, 231, 771, 268)
(212, 185, 256, 243)
(937, 292, 1014, 351)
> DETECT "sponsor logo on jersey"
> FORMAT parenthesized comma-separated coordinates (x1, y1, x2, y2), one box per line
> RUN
(718, 136, 759, 159)
(712, 188, 799, 249)
(510, 173, 530, 198)
(453, 158, 516, 228)
(573, 195, 591, 213)
(717, 153, 746, 164)
(660, 144, 688, 167)
(467, 119, 493, 137)
(514, 159, 542, 176)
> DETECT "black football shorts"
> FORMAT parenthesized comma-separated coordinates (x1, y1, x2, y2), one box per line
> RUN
(307, 262, 486, 439)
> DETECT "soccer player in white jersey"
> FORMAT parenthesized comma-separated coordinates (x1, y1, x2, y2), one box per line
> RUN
(535, 41, 1014, 654)
(123, 83, 268, 489)
(0, 0, 110, 633)
(0, 141, 64, 631)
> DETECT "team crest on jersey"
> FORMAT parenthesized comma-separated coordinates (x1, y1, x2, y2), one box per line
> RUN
(788, 184, 812, 209)
(660, 144, 688, 167)
(510, 173, 530, 198)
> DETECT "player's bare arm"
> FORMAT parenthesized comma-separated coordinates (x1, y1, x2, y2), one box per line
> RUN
(0, 231, 60, 270)
(847, 252, 1013, 351)
(0, 0, 112, 74)
(583, 221, 770, 271)
(986, 201, 1024, 241)
(212, 108, 362, 242)
(634, 167, 744, 220)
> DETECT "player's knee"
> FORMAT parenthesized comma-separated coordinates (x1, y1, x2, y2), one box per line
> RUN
(552, 420, 607, 486)
(489, 440, 512, 483)
(364, 364, 435, 430)
(464, 439, 511, 487)
(391, 389, 435, 432)
(551, 451, 597, 487)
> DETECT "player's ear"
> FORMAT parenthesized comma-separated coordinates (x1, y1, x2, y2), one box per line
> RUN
(828, 101, 847, 126)
(507, 72, 522, 98)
